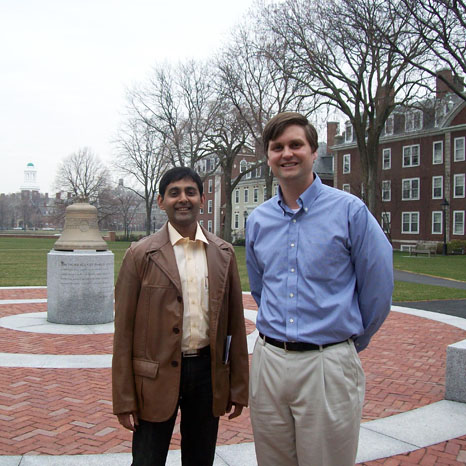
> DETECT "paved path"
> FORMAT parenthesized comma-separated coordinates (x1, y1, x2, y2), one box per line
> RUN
(0, 289, 466, 465)
(394, 269, 466, 290)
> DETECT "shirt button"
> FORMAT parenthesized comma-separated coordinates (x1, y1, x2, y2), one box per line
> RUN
(290, 243, 295, 247)
(290, 318, 294, 323)
(177, 296, 182, 303)
(291, 268, 295, 273)
(173, 327, 180, 334)
(304, 207, 308, 212)
(171, 361, 178, 367)
(292, 219, 296, 223)
(289, 293, 294, 298)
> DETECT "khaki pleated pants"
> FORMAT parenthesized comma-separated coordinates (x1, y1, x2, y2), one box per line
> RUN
(250, 337, 365, 466)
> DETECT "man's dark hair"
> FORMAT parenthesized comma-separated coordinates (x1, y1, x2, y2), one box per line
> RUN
(263, 112, 319, 155)
(158, 167, 204, 198)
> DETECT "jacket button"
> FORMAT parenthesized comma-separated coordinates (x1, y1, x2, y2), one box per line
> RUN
(177, 296, 182, 303)
(173, 327, 180, 334)
(171, 361, 179, 367)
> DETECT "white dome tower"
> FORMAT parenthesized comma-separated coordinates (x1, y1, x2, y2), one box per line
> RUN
(20, 162, 40, 193)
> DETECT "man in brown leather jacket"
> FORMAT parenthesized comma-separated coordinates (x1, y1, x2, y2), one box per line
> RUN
(112, 167, 249, 466)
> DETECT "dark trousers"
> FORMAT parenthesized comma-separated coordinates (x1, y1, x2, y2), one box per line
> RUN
(132, 352, 219, 466)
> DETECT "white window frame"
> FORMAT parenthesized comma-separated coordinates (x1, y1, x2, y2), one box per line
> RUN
(405, 110, 423, 132)
(342, 184, 350, 193)
(453, 173, 465, 198)
(199, 220, 204, 227)
(402, 212, 419, 234)
(382, 180, 391, 202)
(245, 163, 252, 179)
(253, 188, 259, 203)
(385, 115, 394, 136)
(402, 145, 420, 167)
(240, 160, 247, 173)
(274, 184, 279, 196)
(454, 137, 465, 162)
(200, 207, 204, 214)
(345, 122, 353, 142)
(207, 199, 212, 214)
(343, 154, 351, 174)
(453, 211, 465, 235)
(381, 212, 391, 233)
(207, 220, 212, 232)
(234, 189, 239, 204)
(234, 213, 239, 230)
(432, 176, 443, 199)
(382, 148, 391, 170)
(432, 211, 443, 235)
(402, 178, 420, 200)
(433, 141, 443, 165)
(255, 166, 262, 178)
(244, 188, 249, 203)
(208, 179, 213, 193)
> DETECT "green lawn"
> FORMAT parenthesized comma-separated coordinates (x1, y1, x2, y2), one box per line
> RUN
(1, 237, 465, 302)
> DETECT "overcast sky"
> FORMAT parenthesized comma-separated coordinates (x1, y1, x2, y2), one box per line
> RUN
(0, 0, 258, 195)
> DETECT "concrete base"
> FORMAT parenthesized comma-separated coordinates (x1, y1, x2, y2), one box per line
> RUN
(445, 339, 466, 403)
(47, 250, 114, 325)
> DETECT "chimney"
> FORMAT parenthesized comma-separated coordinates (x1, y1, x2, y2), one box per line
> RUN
(56, 192, 61, 200)
(327, 122, 339, 151)
(436, 69, 453, 99)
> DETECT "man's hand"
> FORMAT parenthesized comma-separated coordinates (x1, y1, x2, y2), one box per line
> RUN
(226, 402, 244, 420)
(117, 412, 139, 432)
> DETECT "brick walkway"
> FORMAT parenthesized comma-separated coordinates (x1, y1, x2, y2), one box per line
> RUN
(0, 289, 466, 464)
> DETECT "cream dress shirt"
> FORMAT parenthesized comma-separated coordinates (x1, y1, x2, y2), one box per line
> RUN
(168, 222, 210, 352)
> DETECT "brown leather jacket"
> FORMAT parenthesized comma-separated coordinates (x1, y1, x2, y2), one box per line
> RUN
(112, 223, 249, 422)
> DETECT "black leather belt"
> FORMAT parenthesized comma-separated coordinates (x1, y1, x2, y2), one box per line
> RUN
(182, 346, 210, 358)
(259, 333, 344, 352)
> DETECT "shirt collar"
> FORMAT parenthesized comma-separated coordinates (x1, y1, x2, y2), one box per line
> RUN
(277, 173, 322, 214)
(167, 222, 208, 246)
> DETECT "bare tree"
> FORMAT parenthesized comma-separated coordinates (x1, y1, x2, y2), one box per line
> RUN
(388, 0, 466, 99)
(114, 118, 169, 236)
(111, 183, 142, 240)
(204, 102, 254, 243)
(55, 148, 111, 202)
(217, 22, 313, 200)
(128, 61, 220, 170)
(261, 0, 429, 214)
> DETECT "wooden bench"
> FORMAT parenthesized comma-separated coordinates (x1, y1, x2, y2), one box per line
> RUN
(409, 242, 437, 257)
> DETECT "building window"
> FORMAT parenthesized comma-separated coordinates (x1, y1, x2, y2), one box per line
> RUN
(433, 141, 443, 164)
(199, 220, 204, 226)
(345, 122, 353, 142)
(402, 178, 420, 200)
(246, 163, 252, 179)
(382, 148, 391, 170)
(454, 137, 465, 162)
(200, 207, 204, 214)
(208, 200, 212, 214)
(234, 189, 239, 204)
(234, 214, 239, 229)
(274, 184, 279, 196)
(454, 174, 465, 198)
(253, 188, 259, 203)
(402, 145, 420, 167)
(208, 179, 213, 193)
(385, 116, 394, 136)
(343, 154, 351, 174)
(207, 220, 212, 232)
(240, 160, 247, 173)
(381, 212, 391, 233)
(255, 166, 262, 178)
(244, 188, 249, 203)
(432, 211, 443, 234)
(453, 211, 465, 235)
(432, 176, 443, 199)
(382, 180, 391, 202)
(342, 184, 351, 193)
(402, 212, 419, 234)
(405, 110, 423, 132)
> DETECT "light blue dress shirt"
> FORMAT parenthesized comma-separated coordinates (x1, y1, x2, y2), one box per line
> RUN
(246, 175, 394, 352)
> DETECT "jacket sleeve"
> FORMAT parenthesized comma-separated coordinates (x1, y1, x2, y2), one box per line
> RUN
(112, 246, 141, 415)
(227, 249, 249, 407)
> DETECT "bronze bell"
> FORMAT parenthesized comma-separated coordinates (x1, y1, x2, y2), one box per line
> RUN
(54, 202, 108, 251)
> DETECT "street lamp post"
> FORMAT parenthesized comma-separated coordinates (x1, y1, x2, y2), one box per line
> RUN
(441, 198, 449, 255)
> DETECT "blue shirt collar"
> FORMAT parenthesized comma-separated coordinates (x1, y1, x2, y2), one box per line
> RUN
(277, 174, 322, 214)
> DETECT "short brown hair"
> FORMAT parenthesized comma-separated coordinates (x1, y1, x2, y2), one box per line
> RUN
(263, 112, 319, 155)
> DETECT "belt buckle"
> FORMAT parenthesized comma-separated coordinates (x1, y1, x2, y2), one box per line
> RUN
(183, 350, 199, 358)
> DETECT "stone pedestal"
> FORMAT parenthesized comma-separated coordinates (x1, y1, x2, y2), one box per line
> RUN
(47, 250, 114, 325)
(445, 339, 466, 403)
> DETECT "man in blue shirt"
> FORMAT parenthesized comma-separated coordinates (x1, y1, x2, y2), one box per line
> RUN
(246, 112, 393, 466)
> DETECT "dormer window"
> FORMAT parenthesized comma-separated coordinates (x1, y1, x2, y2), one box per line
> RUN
(345, 122, 353, 142)
(385, 115, 394, 135)
(405, 110, 423, 132)
(240, 160, 247, 173)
